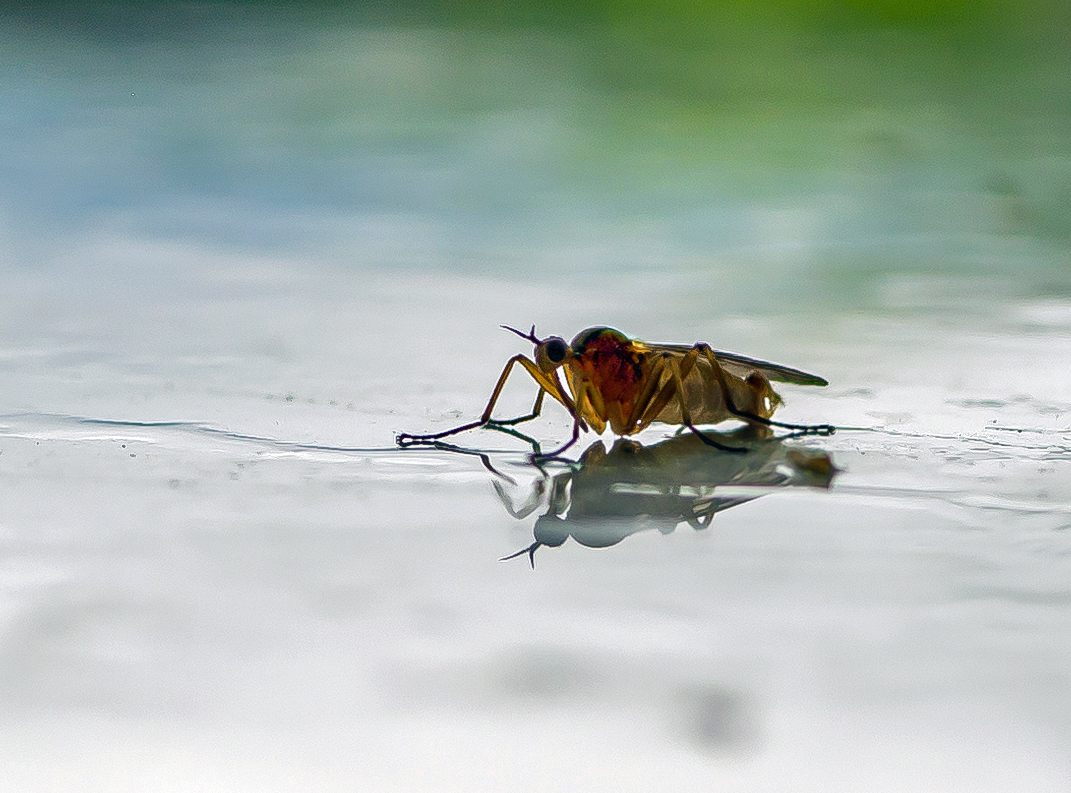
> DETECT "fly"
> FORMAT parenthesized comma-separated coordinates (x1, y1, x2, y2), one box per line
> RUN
(397, 325, 834, 458)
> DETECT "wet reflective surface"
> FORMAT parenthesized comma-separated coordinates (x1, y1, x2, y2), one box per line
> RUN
(489, 431, 838, 564)
(2, 3, 1071, 790)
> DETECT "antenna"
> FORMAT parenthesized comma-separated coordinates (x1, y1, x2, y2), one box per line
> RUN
(501, 324, 541, 345)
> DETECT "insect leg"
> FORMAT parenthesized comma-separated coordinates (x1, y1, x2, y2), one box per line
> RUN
(626, 347, 704, 433)
(397, 355, 574, 446)
(659, 356, 747, 453)
(697, 345, 835, 436)
(533, 414, 582, 461)
(621, 353, 674, 432)
(629, 347, 711, 435)
(532, 380, 592, 461)
(487, 388, 546, 428)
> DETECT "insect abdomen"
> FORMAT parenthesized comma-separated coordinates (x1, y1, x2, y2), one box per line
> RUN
(651, 362, 780, 427)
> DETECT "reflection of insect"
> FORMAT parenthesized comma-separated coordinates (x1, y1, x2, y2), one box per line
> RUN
(397, 326, 834, 458)
(495, 431, 839, 566)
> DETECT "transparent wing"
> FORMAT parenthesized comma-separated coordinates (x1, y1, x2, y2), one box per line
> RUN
(638, 342, 829, 386)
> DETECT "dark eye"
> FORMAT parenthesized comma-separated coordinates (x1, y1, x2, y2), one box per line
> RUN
(545, 339, 567, 363)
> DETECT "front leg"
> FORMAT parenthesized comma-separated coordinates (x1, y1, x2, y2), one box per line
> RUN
(529, 379, 595, 462)
(397, 355, 574, 447)
(486, 388, 545, 428)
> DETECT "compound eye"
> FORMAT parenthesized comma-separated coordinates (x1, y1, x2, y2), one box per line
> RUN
(544, 338, 568, 363)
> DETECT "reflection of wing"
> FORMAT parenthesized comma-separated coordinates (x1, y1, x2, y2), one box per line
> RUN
(638, 342, 828, 386)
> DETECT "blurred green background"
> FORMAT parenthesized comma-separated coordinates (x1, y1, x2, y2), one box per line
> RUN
(1, 0, 1069, 312)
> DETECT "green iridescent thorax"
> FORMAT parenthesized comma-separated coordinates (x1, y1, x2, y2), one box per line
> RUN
(569, 326, 630, 354)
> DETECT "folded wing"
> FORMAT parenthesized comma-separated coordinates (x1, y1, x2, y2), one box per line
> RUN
(638, 342, 828, 387)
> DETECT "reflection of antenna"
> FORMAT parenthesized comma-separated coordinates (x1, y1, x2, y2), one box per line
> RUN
(500, 541, 541, 568)
(501, 324, 541, 345)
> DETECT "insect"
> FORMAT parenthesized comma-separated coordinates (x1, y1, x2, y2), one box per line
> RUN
(396, 326, 834, 458)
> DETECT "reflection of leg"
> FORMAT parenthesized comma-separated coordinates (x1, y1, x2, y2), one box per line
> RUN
(664, 356, 747, 453)
(478, 453, 516, 485)
(698, 345, 835, 436)
(491, 476, 547, 519)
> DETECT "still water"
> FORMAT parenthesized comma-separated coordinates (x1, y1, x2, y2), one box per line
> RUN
(1, 3, 1070, 790)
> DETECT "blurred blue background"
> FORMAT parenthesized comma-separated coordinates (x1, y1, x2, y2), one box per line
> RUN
(2, 0, 1069, 298)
